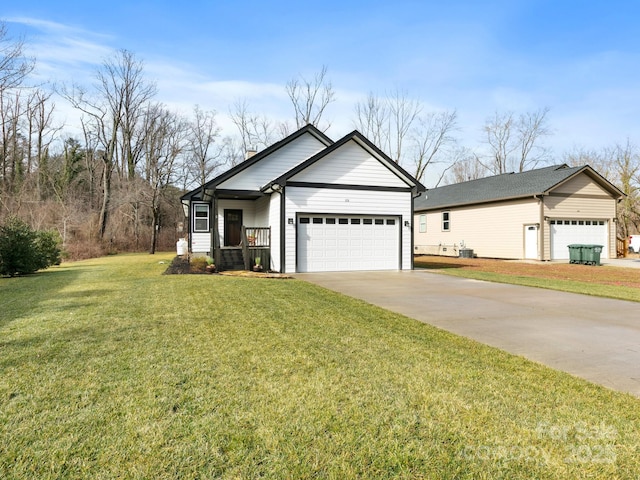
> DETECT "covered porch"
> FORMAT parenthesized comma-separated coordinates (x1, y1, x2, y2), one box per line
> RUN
(216, 226, 271, 271)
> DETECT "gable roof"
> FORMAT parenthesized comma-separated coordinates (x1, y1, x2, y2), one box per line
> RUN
(181, 124, 333, 201)
(414, 164, 623, 211)
(263, 130, 426, 194)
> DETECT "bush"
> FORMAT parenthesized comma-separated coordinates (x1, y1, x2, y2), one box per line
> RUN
(35, 230, 62, 269)
(189, 256, 208, 273)
(0, 217, 62, 277)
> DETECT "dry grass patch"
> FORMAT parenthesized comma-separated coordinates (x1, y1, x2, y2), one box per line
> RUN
(415, 255, 640, 289)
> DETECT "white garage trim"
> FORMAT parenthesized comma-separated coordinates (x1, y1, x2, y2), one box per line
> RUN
(549, 219, 608, 260)
(297, 214, 401, 272)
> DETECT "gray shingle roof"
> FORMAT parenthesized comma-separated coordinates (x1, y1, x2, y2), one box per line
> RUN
(414, 164, 610, 211)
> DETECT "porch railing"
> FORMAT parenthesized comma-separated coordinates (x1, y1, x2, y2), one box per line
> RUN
(617, 237, 628, 258)
(241, 226, 271, 270)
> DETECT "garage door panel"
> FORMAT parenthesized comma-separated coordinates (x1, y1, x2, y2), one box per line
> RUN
(298, 214, 400, 272)
(550, 220, 608, 260)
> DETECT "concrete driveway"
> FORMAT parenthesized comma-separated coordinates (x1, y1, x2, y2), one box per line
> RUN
(295, 270, 640, 397)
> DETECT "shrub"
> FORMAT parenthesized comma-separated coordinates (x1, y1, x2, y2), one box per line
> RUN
(189, 256, 208, 273)
(0, 217, 62, 277)
(35, 230, 62, 269)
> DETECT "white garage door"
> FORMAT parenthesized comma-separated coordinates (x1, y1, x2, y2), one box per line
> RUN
(550, 219, 608, 260)
(297, 215, 400, 272)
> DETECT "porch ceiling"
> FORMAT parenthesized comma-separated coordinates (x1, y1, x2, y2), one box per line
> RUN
(208, 188, 264, 201)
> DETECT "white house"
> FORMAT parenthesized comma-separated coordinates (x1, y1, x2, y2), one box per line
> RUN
(413, 164, 624, 261)
(181, 125, 425, 273)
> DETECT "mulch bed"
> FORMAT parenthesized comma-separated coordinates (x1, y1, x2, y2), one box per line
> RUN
(162, 256, 193, 275)
(163, 256, 291, 278)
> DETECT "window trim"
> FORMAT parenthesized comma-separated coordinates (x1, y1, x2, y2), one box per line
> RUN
(419, 214, 427, 233)
(193, 203, 210, 233)
(442, 211, 450, 232)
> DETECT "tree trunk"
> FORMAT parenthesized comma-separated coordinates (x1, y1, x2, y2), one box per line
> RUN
(98, 160, 112, 239)
(149, 207, 159, 254)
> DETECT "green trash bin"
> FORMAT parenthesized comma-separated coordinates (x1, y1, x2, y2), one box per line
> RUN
(568, 244, 583, 264)
(581, 244, 603, 266)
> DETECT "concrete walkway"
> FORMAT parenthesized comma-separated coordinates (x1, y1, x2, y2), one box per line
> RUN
(295, 270, 640, 397)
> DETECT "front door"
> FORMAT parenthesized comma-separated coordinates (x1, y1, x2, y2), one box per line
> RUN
(224, 209, 243, 246)
(524, 224, 539, 259)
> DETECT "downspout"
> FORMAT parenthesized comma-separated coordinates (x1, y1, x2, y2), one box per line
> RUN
(280, 187, 286, 273)
(181, 200, 191, 251)
(410, 189, 420, 270)
(212, 194, 220, 267)
(536, 194, 545, 260)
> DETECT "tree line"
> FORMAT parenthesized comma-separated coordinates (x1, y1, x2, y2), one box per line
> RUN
(1, 22, 638, 260)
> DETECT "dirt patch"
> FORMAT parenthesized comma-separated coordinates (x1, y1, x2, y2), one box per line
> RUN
(415, 255, 640, 289)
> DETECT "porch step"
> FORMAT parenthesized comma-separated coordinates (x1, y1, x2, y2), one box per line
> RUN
(220, 249, 245, 271)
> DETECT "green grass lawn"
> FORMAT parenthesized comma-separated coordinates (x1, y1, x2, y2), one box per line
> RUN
(1, 254, 639, 479)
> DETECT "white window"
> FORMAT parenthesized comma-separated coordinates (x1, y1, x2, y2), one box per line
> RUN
(419, 214, 427, 233)
(194, 204, 209, 232)
(442, 211, 450, 231)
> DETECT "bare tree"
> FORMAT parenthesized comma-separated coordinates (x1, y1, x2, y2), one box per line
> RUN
(229, 98, 276, 161)
(446, 148, 488, 184)
(186, 105, 223, 188)
(563, 146, 612, 177)
(479, 108, 551, 174)
(111, 51, 156, 179)
(0, 89, 23, 193)
(410, 110, 458, 182)
(387, 89, 421, 164)
(285, 65, 335, 131)
(563, 141, 640, 237)
(0, 22, 35, 92)
(353, 92, 389, 148)
(352, 91, 458, 183)
(140, 104, 187, 253)
(24, 88, 61, 199)
(62, 49, 155, 239)
(0, 21, 35, 197)
(351, 89, 421, 164)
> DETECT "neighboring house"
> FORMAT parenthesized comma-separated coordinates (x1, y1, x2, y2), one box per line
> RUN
(181, 125, 425, 273)
(413, 164, 624, 261)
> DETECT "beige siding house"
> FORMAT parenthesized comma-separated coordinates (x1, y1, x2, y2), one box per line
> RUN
(414, 165, 623, 261)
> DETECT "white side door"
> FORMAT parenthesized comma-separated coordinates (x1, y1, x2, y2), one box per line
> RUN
(524, 224, 539, 259)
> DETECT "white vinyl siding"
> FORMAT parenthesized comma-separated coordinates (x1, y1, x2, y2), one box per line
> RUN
(191, 233, 211, 253)
(191, 203, 211, 253)
(285, 187, 412, 273)
(254, 196, 270, 226)
(290, 140, 408, 188)
(218, 134, 327, 190)
(268, 193, 281, 272)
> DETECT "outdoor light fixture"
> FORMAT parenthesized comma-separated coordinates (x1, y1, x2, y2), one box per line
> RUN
(404, 220, 410, 227)
(288, 218, 294, 224)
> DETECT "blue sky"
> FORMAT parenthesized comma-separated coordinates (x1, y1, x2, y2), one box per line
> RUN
(4, 1, 640, 184)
